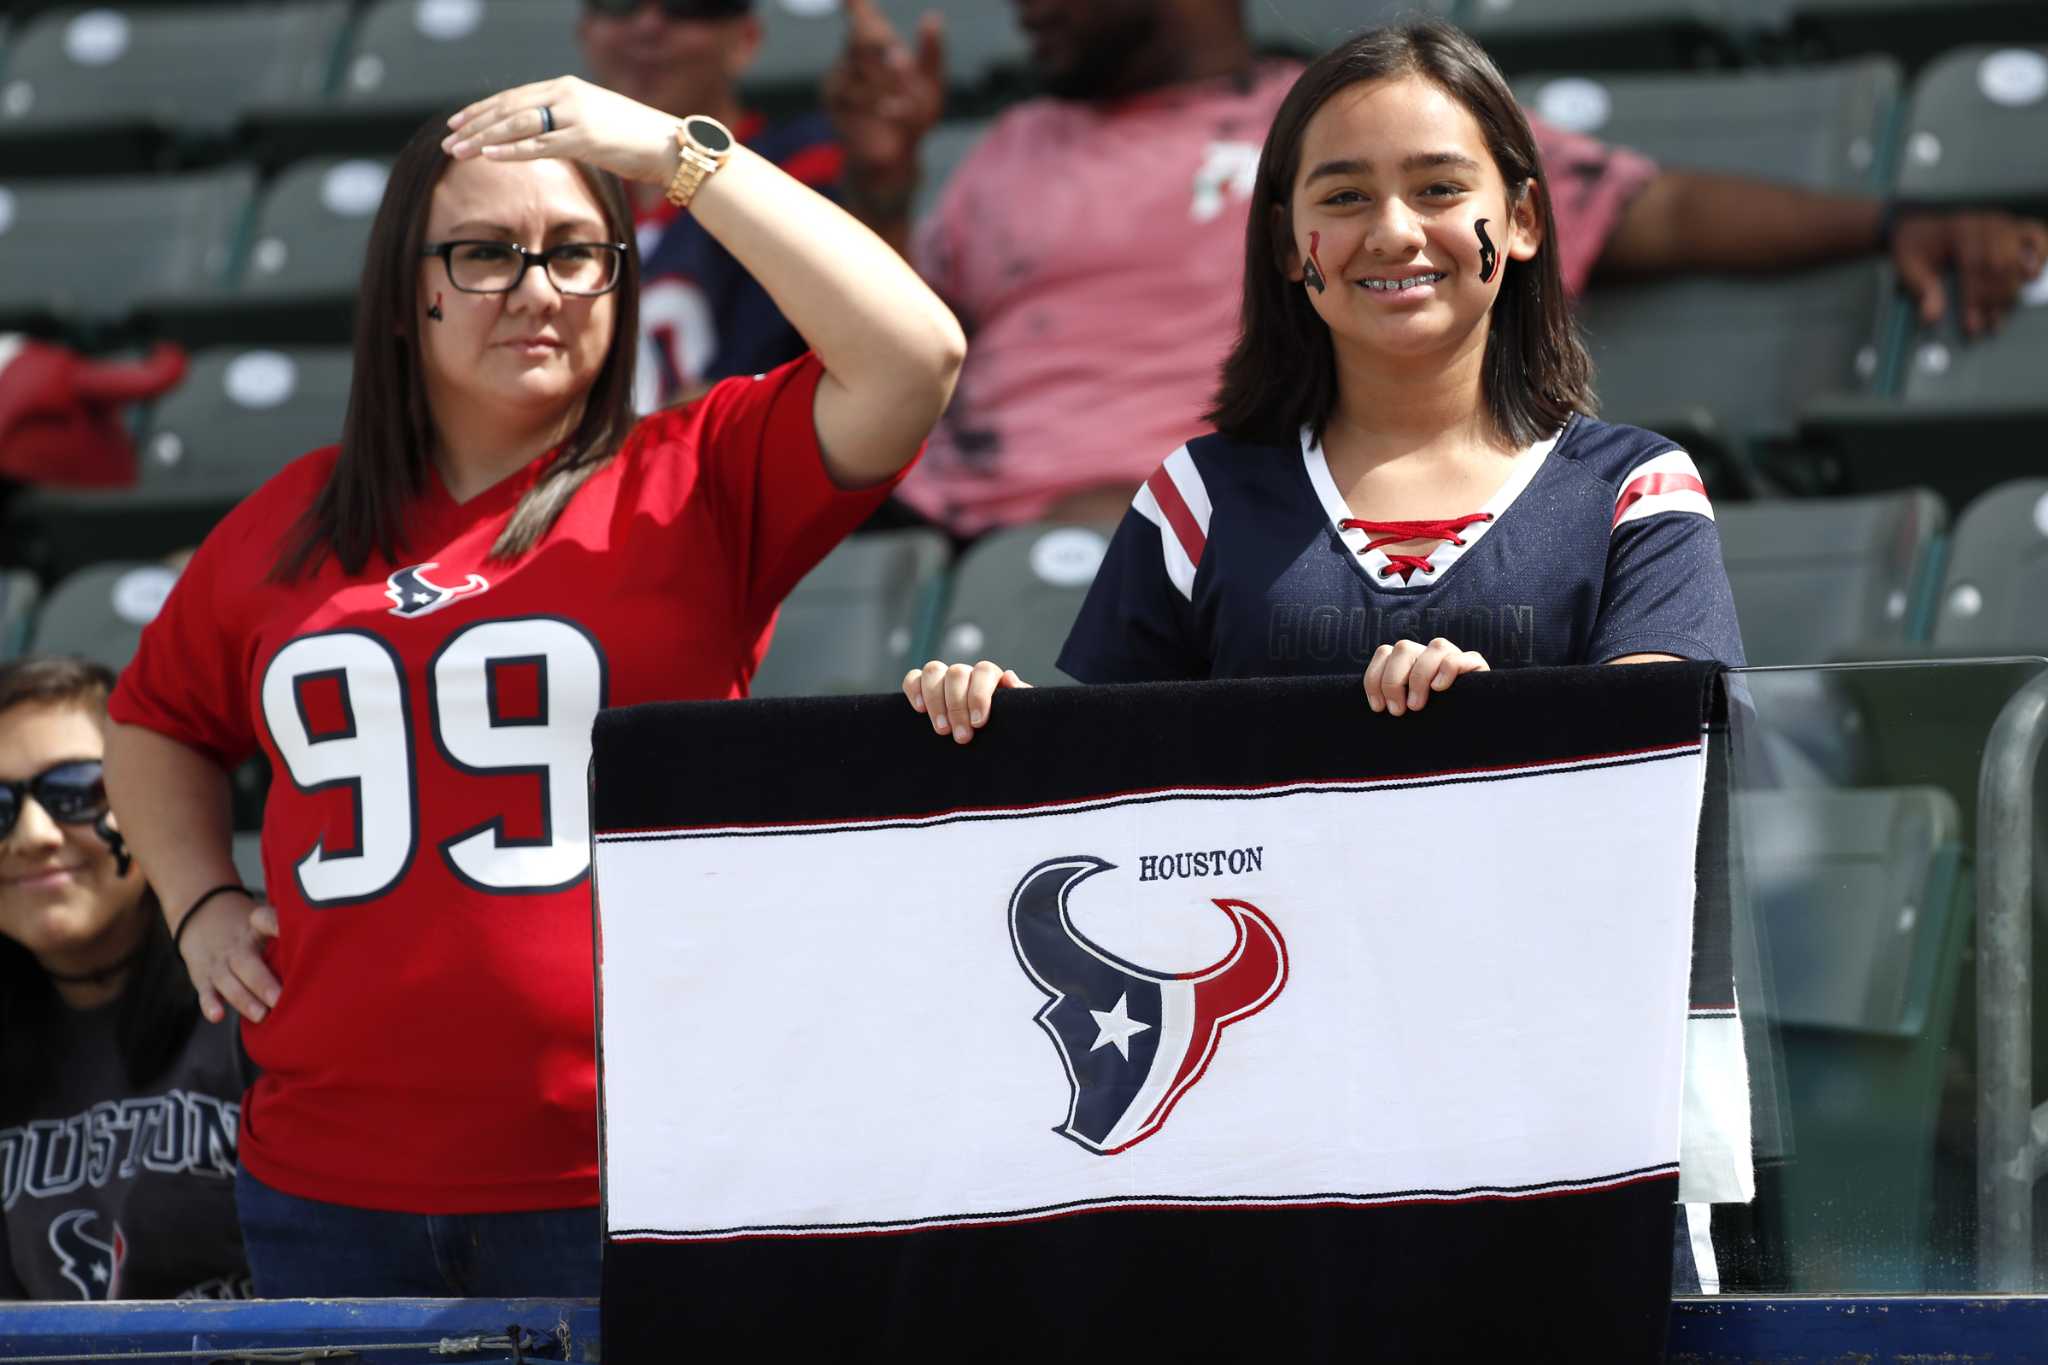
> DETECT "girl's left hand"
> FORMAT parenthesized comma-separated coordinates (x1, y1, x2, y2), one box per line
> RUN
(1364, 637, 1489, 716)
(444, 76, 677, 186)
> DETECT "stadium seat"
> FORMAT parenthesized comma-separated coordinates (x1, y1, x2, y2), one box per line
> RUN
(750, 528, 950, 697)
(1458, 0, 1745, 75)
(0, 570, 39, 659)
(1740, 783, 1969, 1290)
(5, 346, 350, 580)
(231, 157, 390, 342)
(747, 0, 1027, 106)
(1578, 260, 1890, 445)
(1767, 0, 2048, 74)
(1249, 0, 1456, 57)
(1799, 267, 2048, 508)
(0, 167, 256, 334)
(1892, 44, 2048, 214)
(26, 560, 179, 671)
(1930, 479, 2048, 651)
(309, 0, 583, 152)
(913, 118, 990, 219)
(0, 3, 347, 174)
(1516, 58, 1900, 194)
(1718, 488, 1946, 665)
(932, 521, 1116, 687)
(231, 830, 265, 890)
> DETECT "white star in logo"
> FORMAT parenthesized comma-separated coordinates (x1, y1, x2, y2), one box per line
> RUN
(1088, 992, 1152, 1061)
(91, 1263, 108, 1283)
(411, 591, 432, 605)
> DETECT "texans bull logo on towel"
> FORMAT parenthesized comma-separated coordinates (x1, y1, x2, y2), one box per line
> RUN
(384, 563, 489, 619)
(1008, 856, 1287, 1154)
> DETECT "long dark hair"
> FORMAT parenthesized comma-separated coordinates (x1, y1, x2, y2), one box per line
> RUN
(1208, 18, 1593, 449)
(275, 116, 642, 579)
(0, 658, 201, 1103)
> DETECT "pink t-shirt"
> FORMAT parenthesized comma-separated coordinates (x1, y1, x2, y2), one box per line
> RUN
(902, 63, 1657, 535)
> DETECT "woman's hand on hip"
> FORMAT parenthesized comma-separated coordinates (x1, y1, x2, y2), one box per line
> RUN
(445, 76, 677, 186)
(904, 660, 1029, 745)
(1363, 638, 1489, 716)
(177, 892, 283, 1025)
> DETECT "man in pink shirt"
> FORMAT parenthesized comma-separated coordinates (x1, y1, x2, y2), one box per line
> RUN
(827, 0, 2048, 537)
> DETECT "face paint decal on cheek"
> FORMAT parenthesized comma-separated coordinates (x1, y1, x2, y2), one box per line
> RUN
(1475, 219, 1498, 284)
(427, 291, 444, 322)
(1304, 230, 1327, 294)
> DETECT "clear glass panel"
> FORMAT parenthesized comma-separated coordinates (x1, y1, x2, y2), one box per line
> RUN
(1717, 657, 2048, 1295)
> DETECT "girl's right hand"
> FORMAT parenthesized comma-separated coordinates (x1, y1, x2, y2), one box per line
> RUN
(175, 892, 282, 1025)
(903, 660, 1030, 745)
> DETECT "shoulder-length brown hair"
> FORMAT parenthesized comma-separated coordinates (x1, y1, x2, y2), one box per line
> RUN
(275, 115, 642, 579)
(1208, 18, 1593, 449)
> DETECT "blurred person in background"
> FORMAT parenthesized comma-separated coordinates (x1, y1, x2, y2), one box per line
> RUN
(102, 75, 961, 1297)
(579, 0, 846, 408)
(0, 656, 250, 1302)
(828, 0, 2048, 538)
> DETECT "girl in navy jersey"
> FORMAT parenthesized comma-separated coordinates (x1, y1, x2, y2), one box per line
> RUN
(103, 77, 962, 1296)
(905, 18, 1741, 740)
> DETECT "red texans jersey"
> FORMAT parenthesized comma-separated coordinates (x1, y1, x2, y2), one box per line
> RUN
(110, 355, 898, 1213)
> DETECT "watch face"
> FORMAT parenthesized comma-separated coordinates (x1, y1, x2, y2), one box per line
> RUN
(686, 117, 732, 154)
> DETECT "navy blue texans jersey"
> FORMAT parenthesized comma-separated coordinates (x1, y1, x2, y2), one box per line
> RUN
(633, 112, 842, 411)
(1057, 416, 1745, 683)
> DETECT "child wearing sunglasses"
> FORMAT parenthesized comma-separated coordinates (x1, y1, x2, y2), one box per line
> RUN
(0, 656, 250, 1302)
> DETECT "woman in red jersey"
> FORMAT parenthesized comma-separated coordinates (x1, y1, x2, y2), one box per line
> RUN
(102, 77, 963, 1297)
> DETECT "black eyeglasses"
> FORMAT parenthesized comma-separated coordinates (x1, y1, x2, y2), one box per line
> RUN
(583, 0, 750, 19)
(0, 760, 108, 842)
(420, 240, 628, 297)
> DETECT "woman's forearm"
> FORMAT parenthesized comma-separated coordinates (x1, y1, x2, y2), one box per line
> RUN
(103, 722, 241, 927)
(689, 145, 966, 483)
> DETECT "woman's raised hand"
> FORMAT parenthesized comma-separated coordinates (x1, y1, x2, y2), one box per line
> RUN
(175, 892, 283, 1025)
(904, 660, 1030, 745)
(1364, 637, 1489, 715)
(444, 77, 677, 186)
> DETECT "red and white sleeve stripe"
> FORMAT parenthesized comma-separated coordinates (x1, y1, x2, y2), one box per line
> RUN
(1131, 446, 1212, 601)
(1613, 450, 1713, 530)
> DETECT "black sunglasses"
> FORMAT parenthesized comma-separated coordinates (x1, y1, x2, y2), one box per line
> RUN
(584, 0, 751, 18)
(0, 760, 108, 842)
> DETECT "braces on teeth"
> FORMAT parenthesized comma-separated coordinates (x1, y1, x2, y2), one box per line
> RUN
(1362, 273, 1445, 292)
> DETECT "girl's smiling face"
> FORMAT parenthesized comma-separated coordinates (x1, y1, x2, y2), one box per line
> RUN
(1285, 73, 1543, 362)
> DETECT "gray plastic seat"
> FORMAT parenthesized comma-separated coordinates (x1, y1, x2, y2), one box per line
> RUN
(1765, 1, 2048, 74)
(26, 561, 181, 672)
(335, 0, 582, 119)
(1517, 58, 1900, 194)
(1578, 260, 1889, 443)
(1800, 274, 2048, 508)
(1249, 0, 1455, 56)
(932, 521, 1118, 687)
(0, 168, 256, 331)
(1930, 479, 2048, 652)
(1460, 0, 1743, 74)
(748, 0, 1027, 101)
(1893, 44, 2048, 213)
(5, 346, 350, 580)
(233, 157, 391, 341)
(750, 529, 951, 697)
(0, 3, 346, 172)
(1719, 488, 1946, 666)
(1739, 784, 1968, 1289)
(0, 570, 40, 660)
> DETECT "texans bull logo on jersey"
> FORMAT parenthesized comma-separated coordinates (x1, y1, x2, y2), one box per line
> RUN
(385, 563, 490, 619)
(1009, 856, 1287, 1155)
(48, 1209, 125, 1301)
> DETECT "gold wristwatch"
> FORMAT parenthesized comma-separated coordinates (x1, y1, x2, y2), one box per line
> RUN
(665, 115, 735, 209)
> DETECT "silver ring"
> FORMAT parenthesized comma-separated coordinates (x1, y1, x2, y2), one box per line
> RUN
(538, 104, 554, 135)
